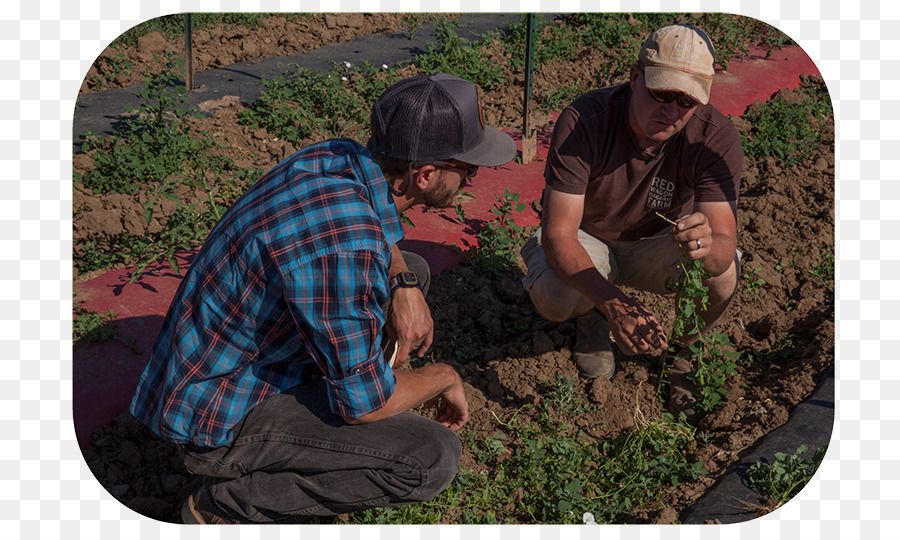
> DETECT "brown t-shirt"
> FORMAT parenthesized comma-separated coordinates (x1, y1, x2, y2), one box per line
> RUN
(544, 83, 742, 242)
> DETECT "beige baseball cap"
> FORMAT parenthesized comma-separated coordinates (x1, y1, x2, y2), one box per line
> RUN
(639, 24, 716, 105)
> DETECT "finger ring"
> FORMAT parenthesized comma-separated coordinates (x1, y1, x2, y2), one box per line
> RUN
(696, 239, 701, 250)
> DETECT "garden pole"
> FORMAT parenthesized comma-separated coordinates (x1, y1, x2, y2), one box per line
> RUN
(521, 13, 537, 164)
(184, 14, 193, 90)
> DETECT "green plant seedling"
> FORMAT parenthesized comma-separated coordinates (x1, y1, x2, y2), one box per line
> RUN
(747, 444, 827, 509)
(806, 245, 834, 289)
(655, 212, 741, 421)
(742, 267, 766, 299)
(73, 304, 118, 345)
(465, 189, 527, 275)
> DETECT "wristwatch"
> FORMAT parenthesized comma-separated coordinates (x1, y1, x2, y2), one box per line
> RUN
(389, 271, 419, 294)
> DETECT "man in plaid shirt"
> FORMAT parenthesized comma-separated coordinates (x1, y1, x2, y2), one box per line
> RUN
(129, 72, 516, 524)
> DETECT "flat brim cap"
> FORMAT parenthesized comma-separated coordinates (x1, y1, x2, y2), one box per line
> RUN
(639, 24, 716, 105)
(372, 72, 516, 167)
(452, 125, 516, 167)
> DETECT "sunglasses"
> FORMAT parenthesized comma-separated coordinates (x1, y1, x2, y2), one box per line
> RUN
(436, 160, 479, 179)
(647, 89, 699, 109)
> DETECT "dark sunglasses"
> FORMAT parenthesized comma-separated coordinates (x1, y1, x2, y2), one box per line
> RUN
(647, 89, 699, 109)
(437, 160, 479, 179)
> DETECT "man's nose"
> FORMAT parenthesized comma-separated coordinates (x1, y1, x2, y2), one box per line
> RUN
(660, 101, 682, 118)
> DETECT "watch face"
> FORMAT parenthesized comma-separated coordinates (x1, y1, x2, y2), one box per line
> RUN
(399, 272, 418, 286)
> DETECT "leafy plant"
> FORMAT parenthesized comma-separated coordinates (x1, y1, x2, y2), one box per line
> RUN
(656, 213, 741, 420)
(806, 245, 834, 289)
(347, 386, 704, 524)
(464, 189, 527, 275)
(73, 301, 140, 353)
(240, 61, 401, 143)
(766, 332, 796, 364)
(747, 444, 827, 509)
(87, 51, 134, 89)
(743, 266, 766, 299)
(414, 19, 506, 91)
(684, 331, 741, 415)
(740, 82, 833, 169)
(78, 52, 207, 195)
(73, 304, 118, 345)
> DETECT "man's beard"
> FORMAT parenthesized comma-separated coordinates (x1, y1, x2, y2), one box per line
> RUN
(423, 182, 459, 209)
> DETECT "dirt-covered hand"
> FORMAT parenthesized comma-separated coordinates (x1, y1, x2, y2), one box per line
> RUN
(600, 294, 667, 355)
(670, 212, 712, 260)
(388, 286, 434, 366)
(425, 372, 469, 431)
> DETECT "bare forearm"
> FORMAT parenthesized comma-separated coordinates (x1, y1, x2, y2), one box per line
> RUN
(342, 363, 464, 425)
(702, 233, 737, 276)
(389, 243, 408, 277)
(543, 233, 625, 314)
(543, 230, 668, 353)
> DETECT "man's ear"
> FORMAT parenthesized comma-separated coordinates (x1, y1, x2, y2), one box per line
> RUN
(411, 164, 437, 191)
(629, 65, 641, 89)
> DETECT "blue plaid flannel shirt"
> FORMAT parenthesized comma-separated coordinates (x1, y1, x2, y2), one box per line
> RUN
(129, 139, 404, 448)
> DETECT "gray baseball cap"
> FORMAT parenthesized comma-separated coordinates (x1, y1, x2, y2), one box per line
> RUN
(370, 72, 516, 167)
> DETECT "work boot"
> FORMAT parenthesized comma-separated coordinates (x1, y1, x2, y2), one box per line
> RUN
(573, 310, 616, 380)
(181, 489, 230, 524)
(666, 352, 699, 425)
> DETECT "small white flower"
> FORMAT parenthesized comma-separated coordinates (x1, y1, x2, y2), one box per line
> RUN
(342, 77, 348, 81)
(382, 64, 389, 69)
(582, 512, 597, 525)
(344, 61, 352, 68)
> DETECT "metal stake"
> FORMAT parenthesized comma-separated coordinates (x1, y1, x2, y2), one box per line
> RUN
(521, 13, 537, 164)
(184, 14, 193, 90)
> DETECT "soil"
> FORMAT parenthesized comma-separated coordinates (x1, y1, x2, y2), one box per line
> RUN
(75, 14, 835, 525)
(79, 14, 439, 95)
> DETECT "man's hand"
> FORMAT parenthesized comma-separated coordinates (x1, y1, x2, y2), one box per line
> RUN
(670, 203, 737, 277)
(599, 293, 668, 355)
(670, 212, 712, 260)
(424, 371, 469, 431)
(388, 286, 434, 366)
(343, 363, 469, 431)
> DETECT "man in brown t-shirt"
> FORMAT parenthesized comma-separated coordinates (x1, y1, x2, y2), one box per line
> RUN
(521, 23, 742, 422)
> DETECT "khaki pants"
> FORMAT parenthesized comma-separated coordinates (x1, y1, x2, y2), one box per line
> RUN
(521, 227, 684, 297)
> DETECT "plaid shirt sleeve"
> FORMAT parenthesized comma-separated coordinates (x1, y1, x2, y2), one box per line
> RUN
(285, 249, 396, 418)
(129, 139, 405, 448)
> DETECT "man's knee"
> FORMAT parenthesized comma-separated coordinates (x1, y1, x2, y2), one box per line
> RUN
(527, 270, 596, 322)
(529, 282, 579, 322)
(415, 426, 462, 500)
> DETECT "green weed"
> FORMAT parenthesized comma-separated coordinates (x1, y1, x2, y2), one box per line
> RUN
(767, 333, 796, 364)
(742, 267, 766, 299)
(657, 212, 741, 420)
(415, 19, 506, 91)
(464, 189, 527, 275)
(348, 385, 704, 524)
(740, 80, 832, 169)
(73, 301, 140, 353)
(775, 247, 803, 273)
(684, 331, 741, 416)
(73, 304, 118, 345)
(78, 52, 205, 194)
(88, 51, 134, 88)
(747, 444, 827, 508)
(239, 61, 401, 143)
(75, 53, 265, 280)
(806, 245, 834, 289)
(75, 239, 128, 274)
